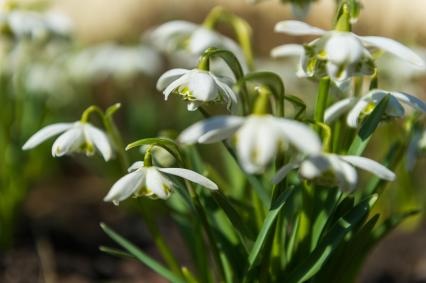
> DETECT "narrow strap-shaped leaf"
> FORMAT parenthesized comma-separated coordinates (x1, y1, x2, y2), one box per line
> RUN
(347, 95, 390, 156)
(212, 191, 256, 243)
(100, 223, 186, 283)
(247, 187, 294, 269)
(99, 245, 134, 259)
(284, 195, 377, 283)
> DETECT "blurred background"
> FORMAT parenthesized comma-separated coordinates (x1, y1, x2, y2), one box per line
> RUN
(1, 0, 426, 282)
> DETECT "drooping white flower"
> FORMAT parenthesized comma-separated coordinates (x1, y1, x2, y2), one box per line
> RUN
(22, 121, 113, 161)
(103, 161, 218, 205)
(156, 68, 238, 111)
(145, 20, 247, 70)
(3, 10, 73, 39)
(68, 43, 162, 82)
(271, 20, 425, 84)
(324, 89, 426, 127)
(178, 115, 322, 174)
(273, 153, 395, 191)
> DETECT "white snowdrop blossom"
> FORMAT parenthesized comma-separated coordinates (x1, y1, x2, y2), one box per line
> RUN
(178, 115, 322, 174)
(1, 10, 73, 39)
(156, 68, 238, 111)
(68, 43, 162, 82)
(22, 122, 113, 161)
(271, 20, 425, 84)
(104, 161, 218, 205)
(145, 20, 247, 70)
(273, 154, 395, 192)
(324, 89, 426, 127)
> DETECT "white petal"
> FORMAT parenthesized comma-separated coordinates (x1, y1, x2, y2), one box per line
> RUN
(236, 118, 261, 173)
(330, 156, 358, 191)
(145, 168, 172, 199)
(156, 68, 189, 90)
(189, 27, 222, 54)
(212, 76, 239, 112)
(346, 98, 372, 128)
(274, 20, 326, 36)
(273, 118, 322, 154)
(128, 161, 144, 172)
(390, 91, 426, 113)
(163, 74, 189, 100)
(22, 123, 74, 150)
(270, 44, 304, 58)
(51, 127, 84, 157)
(104, 170, 145, 205)
(146, 20, 198, 51)
(300, 154, 331, 179)
(325, 32, 363, 64)
(324, 97, 358, 124)
(158, 167, 218, 191)
(386, 96, 405, 117)
(186, 71, 218, 101)
(340, 156, 396, 181)
(272, 161, 300, 184)
(178, 116, 244, 144)
(360, 36, 425, 68)
(85, 124, 113, 161)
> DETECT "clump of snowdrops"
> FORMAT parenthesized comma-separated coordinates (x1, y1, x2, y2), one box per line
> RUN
(21, 0, 426, 282)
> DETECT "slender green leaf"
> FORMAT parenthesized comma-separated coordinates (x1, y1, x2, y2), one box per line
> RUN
(247, 187, 294, 268)
(211, 191, 256, 243)
(284, 195, 377, 283)
(100, 223, 186, 283)
(99, 245, 134, 259)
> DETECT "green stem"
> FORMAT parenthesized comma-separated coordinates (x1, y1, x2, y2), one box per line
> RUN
(186, 181, 227, 282)
(202, 6, 254, 70)
(80, 105, 129, 171)
(314, 77, 330, 134)
(139, 202, 183, 276)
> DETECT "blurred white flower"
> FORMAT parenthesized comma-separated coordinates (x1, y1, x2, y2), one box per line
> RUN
(68, 43, 162, 82)
(145, 20, 247, 70)
(273, 154, 395, 191)
(179, 115, 321, 174)
(324, 89, 426, 127)
(271, 20, 425, 84)
(157, 68, 238, 111)
(104, 161, 218, 205)
(3, 10, 72, 39)
(22, 121, 113, 161)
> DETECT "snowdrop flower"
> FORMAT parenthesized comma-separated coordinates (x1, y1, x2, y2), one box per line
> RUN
(4, 10, 72, 39)
(179, 115, 321, 174)
(104, 161, 218, 205)
(145, 20, 247, 70)
(22, 121, 113, 161)
(271, 20, 425, 84)
(68, 43, 162, 82)
(273, 154, 395, 191)
(156, 68, 238, 111)
(324, 89, 426, 127)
